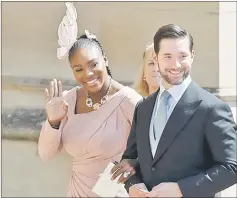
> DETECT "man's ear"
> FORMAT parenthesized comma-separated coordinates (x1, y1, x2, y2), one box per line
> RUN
(190, 50, 195, 64)
(152, 51, 158, 62)
(191, 50, 195, 59)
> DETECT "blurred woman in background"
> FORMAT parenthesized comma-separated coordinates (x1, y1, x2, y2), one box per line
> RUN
(133, 43, 161, 97)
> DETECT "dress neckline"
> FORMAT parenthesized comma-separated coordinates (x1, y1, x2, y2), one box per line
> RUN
(73, 86, 129, 116)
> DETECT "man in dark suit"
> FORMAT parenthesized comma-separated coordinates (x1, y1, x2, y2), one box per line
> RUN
(111, 24, 237, 197)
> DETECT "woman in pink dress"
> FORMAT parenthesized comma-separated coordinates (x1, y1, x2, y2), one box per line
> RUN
(38, 3, 142, 197)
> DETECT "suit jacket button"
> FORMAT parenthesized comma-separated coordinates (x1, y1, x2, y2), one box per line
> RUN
(151, 167, 156, 171)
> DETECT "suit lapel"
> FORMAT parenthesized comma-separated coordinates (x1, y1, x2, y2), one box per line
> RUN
(152, 82, 202, 166)
(141, 90, 159, 164)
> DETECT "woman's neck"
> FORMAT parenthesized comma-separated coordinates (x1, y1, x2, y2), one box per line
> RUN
(88, 77, 111, 103)
(148, 85, 159, 95)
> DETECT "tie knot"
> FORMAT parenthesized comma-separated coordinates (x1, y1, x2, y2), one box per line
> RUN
(161, 90, 171, 101)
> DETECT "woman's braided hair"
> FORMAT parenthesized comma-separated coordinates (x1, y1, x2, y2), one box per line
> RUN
(68, 35, 112, 77)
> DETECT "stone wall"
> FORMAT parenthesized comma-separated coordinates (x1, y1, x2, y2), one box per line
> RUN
(2, 2, 221, 87)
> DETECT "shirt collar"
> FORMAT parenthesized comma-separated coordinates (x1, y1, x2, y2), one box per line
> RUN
(159, 75, 192, 102)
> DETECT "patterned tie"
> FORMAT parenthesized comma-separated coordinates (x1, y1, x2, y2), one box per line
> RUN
(153, 90, 171, 141)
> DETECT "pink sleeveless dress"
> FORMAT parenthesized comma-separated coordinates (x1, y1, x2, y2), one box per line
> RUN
(38, 86, 142, 197)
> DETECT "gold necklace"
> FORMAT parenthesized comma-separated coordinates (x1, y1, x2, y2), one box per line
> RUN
(85, 78, 112, 110)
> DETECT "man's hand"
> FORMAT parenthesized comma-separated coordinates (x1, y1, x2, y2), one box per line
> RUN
(110, 159, 136, 183)
(129, 183, 148, 197)
(147, 182, 182, 197)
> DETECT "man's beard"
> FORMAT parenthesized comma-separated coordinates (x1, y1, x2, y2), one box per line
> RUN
(162, 71, 189, 85)
(158, 66, 190, 86)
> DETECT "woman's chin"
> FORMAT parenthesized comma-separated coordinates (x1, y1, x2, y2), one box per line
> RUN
(148, 80, 160, 87)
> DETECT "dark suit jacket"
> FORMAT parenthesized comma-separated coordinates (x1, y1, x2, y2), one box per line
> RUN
(122, 81, 237, 197)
